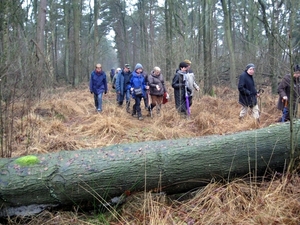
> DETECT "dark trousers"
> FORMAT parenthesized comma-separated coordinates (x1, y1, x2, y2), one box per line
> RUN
(133, 96, 142, 115)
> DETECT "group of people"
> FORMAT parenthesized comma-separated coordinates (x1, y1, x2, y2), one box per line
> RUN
(238, 63, 300, 123)
(90, 61, 300, 123)
(89, 60, 200, 119)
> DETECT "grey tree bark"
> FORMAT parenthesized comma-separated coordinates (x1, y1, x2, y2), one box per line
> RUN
(0, 122, 297, 217)
(72, 0, 80, 87)
(221, 0, 237, 89)
(202, 0, 214, 95)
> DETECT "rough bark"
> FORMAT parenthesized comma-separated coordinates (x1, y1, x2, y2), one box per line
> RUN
(0, 123, 298, 217)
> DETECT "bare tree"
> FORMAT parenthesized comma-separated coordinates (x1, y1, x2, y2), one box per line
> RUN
(72, 0, 81, 87)
(221, 0, 237, 88)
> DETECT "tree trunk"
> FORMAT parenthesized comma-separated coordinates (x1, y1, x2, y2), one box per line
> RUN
(202, 0, 214, 95)
(0, 123, 297, 217)
(221, 0, 237, 89)
(63, 0, 70, 84)
(72, 0, 80, 87)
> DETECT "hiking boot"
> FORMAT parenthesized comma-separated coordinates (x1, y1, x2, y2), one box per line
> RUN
(132, 113, 137, 118)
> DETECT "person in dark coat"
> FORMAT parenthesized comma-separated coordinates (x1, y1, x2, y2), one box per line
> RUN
(238, 63, 260, 121)
(116, 64, 131, 112)
(89, 64, 108, 112)
(277, 64, 300, 121)
(172, 62, 190, 115)
(110, 68, 115, 83)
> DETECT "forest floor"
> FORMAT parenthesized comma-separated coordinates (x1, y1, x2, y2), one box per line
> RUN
(3, 83, 300, 225)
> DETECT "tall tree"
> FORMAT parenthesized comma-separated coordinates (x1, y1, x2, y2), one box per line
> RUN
(36, 0, 47, 94)
(257, 0, 284, 94)
(72, 0, 80, 87)
(202, 0, 214, 95)
(221, 0, 237, 88)
(63, 0, 71, 84)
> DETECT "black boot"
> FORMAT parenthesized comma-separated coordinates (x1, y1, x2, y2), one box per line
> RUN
(132, 106, 137, 117)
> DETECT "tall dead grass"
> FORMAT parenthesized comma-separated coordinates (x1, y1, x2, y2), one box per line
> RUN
(4, 84, 300, 225)
(10, 84, 280, 157)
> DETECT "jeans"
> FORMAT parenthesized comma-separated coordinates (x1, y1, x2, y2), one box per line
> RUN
(118, 90, 130, 105)
(94, 92, 103, 111)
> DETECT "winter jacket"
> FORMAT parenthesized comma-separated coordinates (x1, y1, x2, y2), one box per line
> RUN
(238, 71, 258, 107)
(172, 70, 187, 113)
(116, 69, 131, 94)
(128, 71, 147, 99)
(89, 70, 108, 95)
(148, 71, 166, 96)
(277, 74, 300, 110)
(185, 72, 199, 96)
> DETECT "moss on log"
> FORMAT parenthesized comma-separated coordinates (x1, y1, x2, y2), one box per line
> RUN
(0, 122, 299, 216)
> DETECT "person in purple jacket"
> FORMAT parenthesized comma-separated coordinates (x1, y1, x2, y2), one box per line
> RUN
(89, 64, 108, 113)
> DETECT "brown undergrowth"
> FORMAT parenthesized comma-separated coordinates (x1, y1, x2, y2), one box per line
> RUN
(5, 84, 300, 225)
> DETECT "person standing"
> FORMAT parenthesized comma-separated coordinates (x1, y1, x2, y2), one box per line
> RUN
(112, 68, 121, 102)
(238, 63, 260, 121)
(183, 59, 200, 109)
(89, 64, 108, 112)
(172, 62, 190, 115)
(110, 68, 115, 83)
(129, 63, 149, 120)
(116, 64, 131, 112)
(147, 66, 168, 117)
(277, 64, 300, 121)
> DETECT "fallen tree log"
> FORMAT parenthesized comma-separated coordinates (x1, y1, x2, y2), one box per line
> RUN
(0, 122, 299, 217)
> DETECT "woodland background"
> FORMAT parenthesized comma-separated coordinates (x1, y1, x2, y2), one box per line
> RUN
(0, 0, 300, 158)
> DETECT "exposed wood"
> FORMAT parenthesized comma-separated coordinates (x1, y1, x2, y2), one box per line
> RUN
(0, 122, 298, 217)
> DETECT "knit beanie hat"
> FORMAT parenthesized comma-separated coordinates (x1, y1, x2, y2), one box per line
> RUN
(135, 63, 143, 70)
(245, 63, 255, 71)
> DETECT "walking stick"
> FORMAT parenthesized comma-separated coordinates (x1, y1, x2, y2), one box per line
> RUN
(185, 84, 190, 118)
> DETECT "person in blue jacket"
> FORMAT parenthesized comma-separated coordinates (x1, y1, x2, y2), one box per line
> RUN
(128, 63, 149, 120)
(116, 64, 131, 112)
(89, 64, 108, 112)
(238, 63, 260, 121)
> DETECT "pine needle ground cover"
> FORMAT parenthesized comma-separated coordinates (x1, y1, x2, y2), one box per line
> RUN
(4, 84, 300, 225)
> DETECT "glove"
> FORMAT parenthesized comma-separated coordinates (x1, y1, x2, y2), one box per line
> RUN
(283, 96, 288, 100)
(105, 91, 107, 94)
(90, 91, 93, 94)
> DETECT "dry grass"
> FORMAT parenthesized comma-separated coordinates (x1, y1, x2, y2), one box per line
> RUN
(4, 83, 300, 224)
(10, 84, 281, 157)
